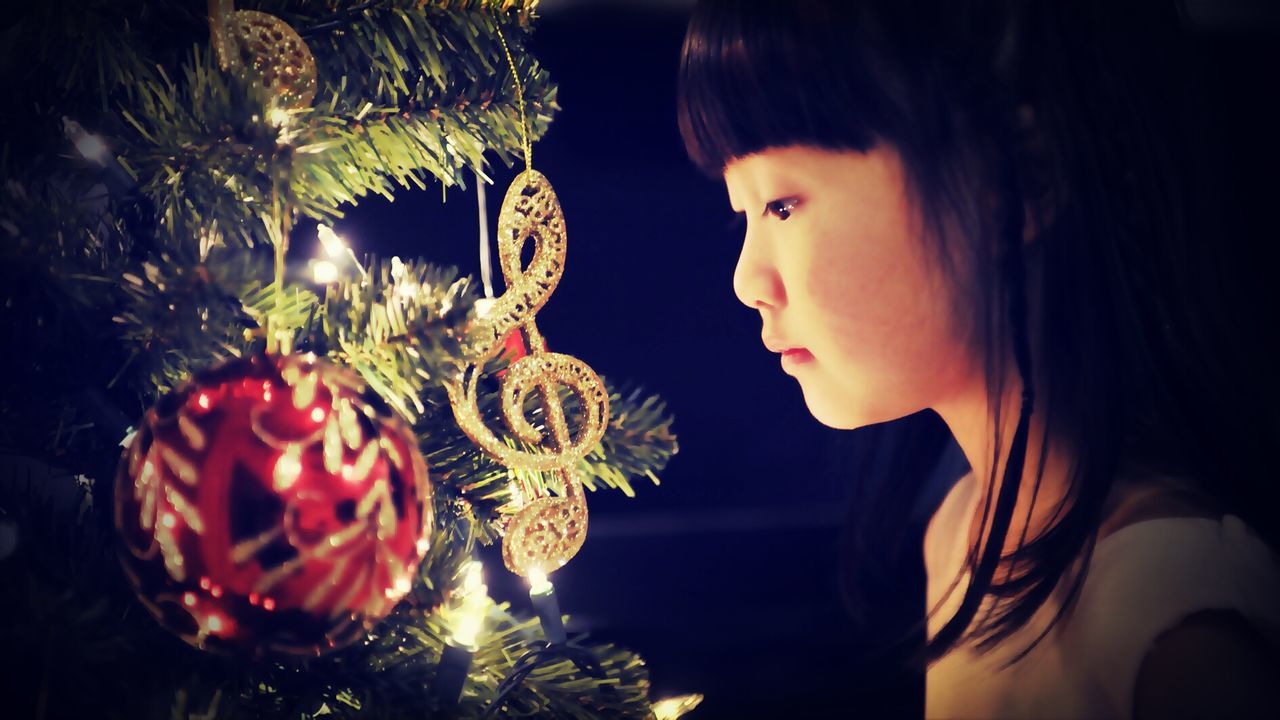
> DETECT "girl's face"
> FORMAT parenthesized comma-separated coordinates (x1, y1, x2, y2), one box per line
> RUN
(724, 144, 980, 429)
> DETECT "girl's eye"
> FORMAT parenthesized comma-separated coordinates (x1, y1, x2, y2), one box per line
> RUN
(765, 198, 799, 221)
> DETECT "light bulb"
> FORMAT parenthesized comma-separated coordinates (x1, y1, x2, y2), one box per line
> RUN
(652, 694, 705, 720)
(312, 259, 339, 284)
(317, 224, 347, 259)
(528, 567, 553, 596)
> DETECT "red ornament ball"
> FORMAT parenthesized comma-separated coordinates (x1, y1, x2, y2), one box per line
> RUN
(114, 352, 433, 656)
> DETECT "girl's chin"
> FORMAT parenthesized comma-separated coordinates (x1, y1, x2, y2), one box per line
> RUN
(800, 382, 912, 431)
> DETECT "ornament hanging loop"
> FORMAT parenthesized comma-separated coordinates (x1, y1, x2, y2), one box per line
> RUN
(494, 21, 532, 170)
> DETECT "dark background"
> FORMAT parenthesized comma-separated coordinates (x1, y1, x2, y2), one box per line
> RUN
(322, 1, 1280, 717)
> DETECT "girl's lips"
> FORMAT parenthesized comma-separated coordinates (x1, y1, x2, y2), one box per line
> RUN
(781, 348, 815, 370)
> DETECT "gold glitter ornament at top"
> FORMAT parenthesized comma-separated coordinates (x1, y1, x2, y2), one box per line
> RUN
(445, 168, 610, 578)
(209, 0, 317, 110)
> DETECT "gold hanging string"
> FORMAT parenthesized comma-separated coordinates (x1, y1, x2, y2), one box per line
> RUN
(494, 20, 532, 171)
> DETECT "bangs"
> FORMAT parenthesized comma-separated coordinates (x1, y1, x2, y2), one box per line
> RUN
(676, 0, 886, 177)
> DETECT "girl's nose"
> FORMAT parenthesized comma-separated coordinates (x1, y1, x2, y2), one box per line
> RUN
(732, 229, 785, 310)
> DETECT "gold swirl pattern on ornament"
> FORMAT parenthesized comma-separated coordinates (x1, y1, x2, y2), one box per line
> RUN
(208, 0, 317, 110)
(444, 170, 610, 577)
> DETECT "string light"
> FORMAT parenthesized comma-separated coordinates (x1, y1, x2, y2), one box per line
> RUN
(651, 694, 705, 720)
(267, 106, 290, 128)
(317, 224, 347, 259)
(315, 224, 367, 280)
(449, 560, 489, 651)
(526, 566, 566, 645)
(435, 558, 490, 707)
(528, 567, 553, 596)
(61, 117, 110, 166)
(311, 259, 339, 284)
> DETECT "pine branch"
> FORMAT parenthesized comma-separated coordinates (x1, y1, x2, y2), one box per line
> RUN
(321, 255, 478, 421)
(422, 375, 680, 537)
(0, 464, 656, 720)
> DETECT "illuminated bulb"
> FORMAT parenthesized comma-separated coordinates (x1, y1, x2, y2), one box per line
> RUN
(61, 117, 111, 165)
(447, 560, 489, 651)
(528, 567, 553, 596)
(206, 614, 224, 633)
(474, 297, 496, 318)
(196, 393, 211, 410)
(450, 590, 488, 650)
(312, 259, 339, 284)
(651, 694, 705, 720)
(273, 448, 304, 491)
(461, 560, 484, 594)
(161, 512, 177, 529)
(183, 592, 197, 607)
(76, 134, 109, 165)
(317, 224, 347, 259)
(267, 106, 290, 127)
(310, 406, 325, 423)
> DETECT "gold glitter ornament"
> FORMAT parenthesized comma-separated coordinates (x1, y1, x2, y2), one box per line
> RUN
(445, 169, 610, 578)
(209, 0, 317, 110)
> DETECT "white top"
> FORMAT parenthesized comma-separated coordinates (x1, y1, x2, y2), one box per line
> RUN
(924, 473, 1280, 719)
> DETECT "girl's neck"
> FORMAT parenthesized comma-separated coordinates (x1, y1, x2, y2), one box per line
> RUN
(933, 364, 1073, 560)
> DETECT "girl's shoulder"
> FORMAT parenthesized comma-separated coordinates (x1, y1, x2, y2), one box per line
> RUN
(924, 473, 1280, 717)
(1061, 488, 1280, 716)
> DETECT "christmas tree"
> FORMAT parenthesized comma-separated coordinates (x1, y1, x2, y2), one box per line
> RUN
(0, 1, 688, 717)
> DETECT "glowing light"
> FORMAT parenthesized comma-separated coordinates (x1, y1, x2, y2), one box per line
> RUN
(310, 407, 326, 423)
(474, 297, 496, 318)
(249, 593, 260, 606)
(267, 106, 290, 127)
(652, 694, 705, 720)
(317, 224, 347, 259)
(196, 393, 211, 410)
(183, 592, 197, 607)
(396, 281, 418, 299)
(210, 585, 223, 599)
(273, 448, 304, 491)
(161, 512, 177, 529)
(527, 567, 553, 596)
(76, 135, 109, 164)
(447, 560, 489, 651)
(62, 117, 111, 166)
(312, 259, 339, 284)
(263, 597, 276, 611)
(206, 614, 225, 633)
(461, 560, 484, 594)
(199, 577, 212, 591)
(384, 573, 413, 599)
(451, 606, 484, 650)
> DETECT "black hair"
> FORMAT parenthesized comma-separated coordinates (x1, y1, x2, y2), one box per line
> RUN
(678, 0, 1279, 664)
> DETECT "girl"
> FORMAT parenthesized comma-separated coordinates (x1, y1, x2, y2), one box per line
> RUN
(676, 1, 1280, 717)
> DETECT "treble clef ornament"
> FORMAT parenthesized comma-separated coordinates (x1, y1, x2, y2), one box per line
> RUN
(445, 168, 610, 578)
